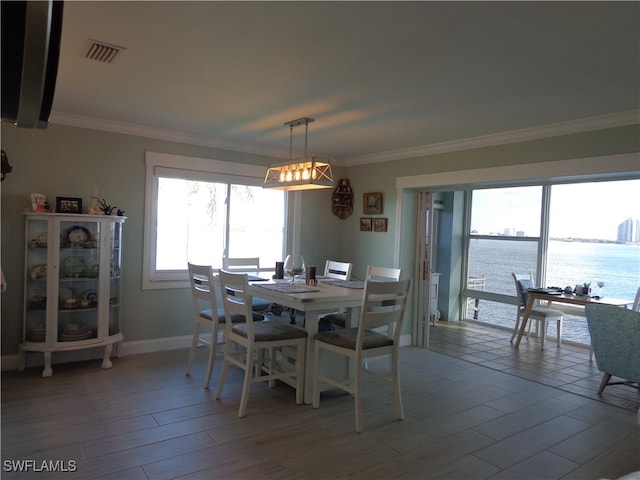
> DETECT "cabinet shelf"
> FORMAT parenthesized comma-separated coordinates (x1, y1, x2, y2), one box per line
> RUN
(20, 213, 126, 377)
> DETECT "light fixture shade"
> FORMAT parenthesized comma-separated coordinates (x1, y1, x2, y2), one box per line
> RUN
(264, 157, 334, 191)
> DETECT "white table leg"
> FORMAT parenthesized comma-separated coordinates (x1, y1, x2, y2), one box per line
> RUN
(302, 311, 319, 404)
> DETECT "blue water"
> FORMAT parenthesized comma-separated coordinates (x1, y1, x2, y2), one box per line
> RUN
(467, 239, 640, 344)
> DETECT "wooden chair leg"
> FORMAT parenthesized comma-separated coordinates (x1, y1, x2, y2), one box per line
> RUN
(203, 332, 216, 390)
(215, 340, 232, 400)
(392, 350, 404, 421)
(598, 372, 612, 394)
(510, 314, 521, 342)
(186, 323, 201, 376)
(354, 358, 363, 433)
(238, 345, 254, 418)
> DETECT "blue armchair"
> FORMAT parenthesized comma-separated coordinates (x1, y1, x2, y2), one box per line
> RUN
(585, 304, 640, 394)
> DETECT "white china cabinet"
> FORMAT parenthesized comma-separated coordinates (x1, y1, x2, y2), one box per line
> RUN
(20, 212, 125, 377)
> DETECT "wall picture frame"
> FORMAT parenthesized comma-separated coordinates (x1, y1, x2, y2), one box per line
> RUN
(363, 192, 383, 214)
(56, 196, 83, 214)
(373, 218, 388, 232)
(360, 217, 372, 231)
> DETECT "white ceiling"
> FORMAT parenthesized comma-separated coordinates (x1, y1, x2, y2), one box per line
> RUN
(50, 1, 640, 164)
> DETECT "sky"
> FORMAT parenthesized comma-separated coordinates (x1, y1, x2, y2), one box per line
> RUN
(471, 179, 640, 240)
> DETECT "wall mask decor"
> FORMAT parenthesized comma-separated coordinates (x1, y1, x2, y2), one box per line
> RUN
(1, 150, 13, 181)
(331, 178, 354, 219)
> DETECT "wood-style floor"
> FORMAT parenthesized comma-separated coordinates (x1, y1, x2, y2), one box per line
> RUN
(2, 320, 639, 480)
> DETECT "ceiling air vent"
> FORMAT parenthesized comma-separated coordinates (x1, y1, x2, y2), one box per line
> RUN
(85, 40, 125, 63)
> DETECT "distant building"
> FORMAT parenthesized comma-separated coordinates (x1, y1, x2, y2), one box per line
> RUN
(617, 217, 639, 242)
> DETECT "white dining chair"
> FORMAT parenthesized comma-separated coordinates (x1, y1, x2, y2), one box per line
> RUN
(312, 278, 411, 432)
(221, 257, 272, 312)
(186, 262, 265, 388)
(511, 273, 563, 349)
(365, 265, 401, 282)
(215, 269, 307, 417)
(185, 262, 227, 389)
(324, 260, 352, 280)
(326, 264, 401, 328)
(310, 260, 354, 327)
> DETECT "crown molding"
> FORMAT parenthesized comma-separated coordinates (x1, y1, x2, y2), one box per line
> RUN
(49, 110, 639, 167)
(48, 111, 292, 159)
(343, 110, 640, 166)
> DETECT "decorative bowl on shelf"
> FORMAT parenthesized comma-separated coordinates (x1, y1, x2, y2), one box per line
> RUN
(63, 256, 87, 277)
(30, 264, 47, 280)
(60, 324, 92, 342)
(28, 324, 46, 342)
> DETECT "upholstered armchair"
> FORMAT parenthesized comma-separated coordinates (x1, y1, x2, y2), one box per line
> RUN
(585, 304, 640, 425)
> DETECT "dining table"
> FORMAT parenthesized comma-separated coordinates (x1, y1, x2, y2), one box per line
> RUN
(514, 288, 634, 348)
(248, 277, 365, 403)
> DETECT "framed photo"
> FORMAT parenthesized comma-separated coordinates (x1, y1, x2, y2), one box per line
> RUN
(363, 192, 383, 214)
(373, 218, 388, 232)
(56, 196, 83, 214)
(360, 217, 372, 231)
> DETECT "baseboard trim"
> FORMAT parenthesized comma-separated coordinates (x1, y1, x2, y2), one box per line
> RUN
(2, 332, 410, 372)
(1, 335, 203, 372)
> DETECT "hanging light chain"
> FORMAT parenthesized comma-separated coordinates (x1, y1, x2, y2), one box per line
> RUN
(284, 117, 314, 160)
(289, 122, 294, 161)
(304, 118, 309, 158)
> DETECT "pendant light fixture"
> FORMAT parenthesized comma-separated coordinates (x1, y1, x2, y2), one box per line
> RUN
(263, 117, 334, 191)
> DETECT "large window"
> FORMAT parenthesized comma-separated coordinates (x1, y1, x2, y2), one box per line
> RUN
(464, 180, 640, 345)
(144, 152, 286, 289)
(468, 186, 543, 296)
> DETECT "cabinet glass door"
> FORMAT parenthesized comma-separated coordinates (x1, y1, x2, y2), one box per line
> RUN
(24, 219, 49, 343)
(58, 220, 100, 343)
(109, 221, 122, 336)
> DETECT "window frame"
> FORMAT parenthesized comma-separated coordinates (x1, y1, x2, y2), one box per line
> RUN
(143, 151, 285, 289)
(462, 185, 550, 307)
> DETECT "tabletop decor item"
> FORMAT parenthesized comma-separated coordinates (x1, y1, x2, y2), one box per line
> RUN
(306, 265, 317, 285)
(56, 196, 82, 214)
(284, 254, 305, 282)
(30, 193, 50, 213)
(93, 197, 118, 215)
(274, 261, 285, 279)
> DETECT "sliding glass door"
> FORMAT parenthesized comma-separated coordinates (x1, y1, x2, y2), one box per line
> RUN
(462, 179, 640, 345)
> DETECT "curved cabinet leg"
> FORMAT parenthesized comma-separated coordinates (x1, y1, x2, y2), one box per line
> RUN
(42, 352, 53, 377)
(102, 344, 113, 369)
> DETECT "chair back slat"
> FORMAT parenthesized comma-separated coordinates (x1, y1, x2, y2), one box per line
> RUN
(218, 269, 255, 335)
(358, 279, 411, 342)
(222, 257, 261, 275)
(188, 263, 218, 312)
(324, 260, 352, 280)
(366, 265, 401, 282)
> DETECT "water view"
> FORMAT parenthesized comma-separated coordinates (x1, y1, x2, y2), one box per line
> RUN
(467, 239, 640, 344)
